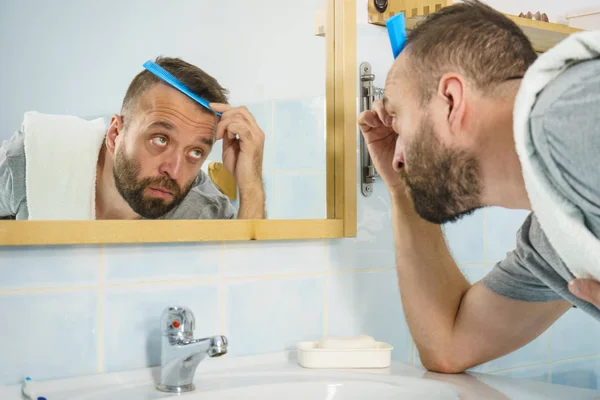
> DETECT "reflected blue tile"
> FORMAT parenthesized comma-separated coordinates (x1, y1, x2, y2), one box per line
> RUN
(223, 240, 324, 277)
(552, 358, 600, 390)
(328, 182, 395, 270)
(103, 283, 220, 372)
(263, 172, 276, 219)
(443, 209, 485, 265)
(274, 97, 326, 171)
(103, 243, 220, 284)
(0, 291, 97, 385)
(550, 308, 600, 361)
(327, 271, 411, 362)
(484, 332, 549, 372)
(226, 277, 323, 356)
(247, 101, 275, 172)
(0, 245, 99, 290)
(271, 172, 326, 219)
(492, 364, 550, 383)
(485, 207, 530, 263)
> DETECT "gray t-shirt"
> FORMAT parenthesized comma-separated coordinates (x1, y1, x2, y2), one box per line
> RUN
(0, 130, 235, 220)
(483, 58, 600, 322)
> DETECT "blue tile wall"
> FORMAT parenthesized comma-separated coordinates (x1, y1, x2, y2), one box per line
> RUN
(552, 358, 600, 390)
(226, 277, 324, 357)
(0, 290, 98, 385)
(327, 270, 412, 363)
(485, 207, 530, 264)
(103, 283, 220, 372)
(0, 246, 99, 290)
(103, 243, 220, 283)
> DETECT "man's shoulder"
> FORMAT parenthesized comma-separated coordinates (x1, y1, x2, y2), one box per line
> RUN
(161, 170, 236, 220)
(2, 131, 26, 160)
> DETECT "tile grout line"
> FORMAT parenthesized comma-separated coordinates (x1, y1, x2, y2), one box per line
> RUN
(97, 245, 104, 374)
(549, 353, 600, 366)
(0, 269, 407, 296)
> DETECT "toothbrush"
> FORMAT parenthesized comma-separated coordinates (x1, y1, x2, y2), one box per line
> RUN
(386, 12, 407, 59)
(142, 60, 222, 117)
(22, 377, 47, 400)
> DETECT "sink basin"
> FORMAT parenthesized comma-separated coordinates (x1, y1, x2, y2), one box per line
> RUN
(1, 353, 599, 399)
(192, 380, 459, 400)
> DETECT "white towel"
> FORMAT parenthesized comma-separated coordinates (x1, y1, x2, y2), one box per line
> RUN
(23, 111, 106, 220)
(513, 30, 600, 281)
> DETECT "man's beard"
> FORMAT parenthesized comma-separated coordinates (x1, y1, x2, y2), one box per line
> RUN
(113, 148, 194, 219)
(400, 117, 483, 224)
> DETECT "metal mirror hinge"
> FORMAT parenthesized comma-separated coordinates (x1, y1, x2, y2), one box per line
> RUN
(359, 62, 384, 197)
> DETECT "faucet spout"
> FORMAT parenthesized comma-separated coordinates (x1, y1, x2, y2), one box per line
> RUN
(156, 306, 228, 393)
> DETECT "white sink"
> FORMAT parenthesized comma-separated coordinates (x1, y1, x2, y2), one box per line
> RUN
(1, 353, 598, 399)
(192, 380, 459, 400)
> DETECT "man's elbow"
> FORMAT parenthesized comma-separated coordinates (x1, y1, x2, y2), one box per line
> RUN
(419, 351, 471, 374)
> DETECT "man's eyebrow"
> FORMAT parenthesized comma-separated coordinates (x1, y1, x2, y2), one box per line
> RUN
(200, 137, 215, 146)
(147, 120, 176, 132)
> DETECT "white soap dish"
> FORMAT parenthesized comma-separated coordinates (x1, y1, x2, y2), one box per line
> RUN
(297, 335, 393, 369)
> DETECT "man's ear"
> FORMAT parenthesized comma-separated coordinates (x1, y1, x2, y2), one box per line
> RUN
(437, 73, 466, 139)
(106, 114, 124, 155)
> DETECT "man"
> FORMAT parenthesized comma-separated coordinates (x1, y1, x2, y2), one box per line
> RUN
(358, 1, 600, 373)
(0, 57, 265, 220)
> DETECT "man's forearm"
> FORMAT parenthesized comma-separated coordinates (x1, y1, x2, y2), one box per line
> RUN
(391, 192, 471, 369)
(237, 185, 266, 219)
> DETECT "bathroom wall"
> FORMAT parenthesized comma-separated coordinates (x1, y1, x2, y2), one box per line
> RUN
(1, 0, 600, 392)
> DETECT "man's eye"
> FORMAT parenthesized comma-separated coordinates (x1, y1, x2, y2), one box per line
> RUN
(152, 136, 168, 147)
(189, 149, 203, 160)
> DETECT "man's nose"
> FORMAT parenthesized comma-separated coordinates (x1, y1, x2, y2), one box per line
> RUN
(392, 135, 405, 173)
(159, 153, 183, 181)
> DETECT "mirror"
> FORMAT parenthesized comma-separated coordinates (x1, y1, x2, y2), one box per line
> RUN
(0, 0, 328, 222)
(0, 0, 357, 245)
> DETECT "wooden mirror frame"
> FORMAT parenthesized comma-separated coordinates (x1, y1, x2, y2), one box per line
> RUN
(0, 0, 357, 246)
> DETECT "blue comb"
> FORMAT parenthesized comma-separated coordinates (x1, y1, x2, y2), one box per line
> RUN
(143, 60, 222, 116)
(386, 13, 407, 59)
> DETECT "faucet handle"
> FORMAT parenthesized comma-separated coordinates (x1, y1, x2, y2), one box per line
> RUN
(161, 306, 195, 335)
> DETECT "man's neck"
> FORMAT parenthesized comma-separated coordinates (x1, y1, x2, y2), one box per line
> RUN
(95, 146, 140, 220)
(475, 86, 531, 211)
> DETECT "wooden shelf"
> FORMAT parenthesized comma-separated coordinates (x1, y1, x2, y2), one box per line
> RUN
(367, 0, 583, 53)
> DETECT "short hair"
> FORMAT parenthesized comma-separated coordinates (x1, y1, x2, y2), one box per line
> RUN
(121, 56, 229, 122)
(404, 0, 537, 103)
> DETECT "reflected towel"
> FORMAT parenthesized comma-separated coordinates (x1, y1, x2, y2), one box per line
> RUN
(23, 112, 106, 220)
(513, 30, 600, 281)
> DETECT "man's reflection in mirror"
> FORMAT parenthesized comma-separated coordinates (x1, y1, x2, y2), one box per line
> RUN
(0, 57, 266, 220)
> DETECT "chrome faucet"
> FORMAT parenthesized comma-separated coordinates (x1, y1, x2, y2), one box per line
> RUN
(156, 306, 228, 393)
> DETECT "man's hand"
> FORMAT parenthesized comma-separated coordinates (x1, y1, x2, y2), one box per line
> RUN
(210, 103, 265, 219)
(210, 104, 265, 191)
(357, 99, 405, 196)
(569, 279, 600, 309)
